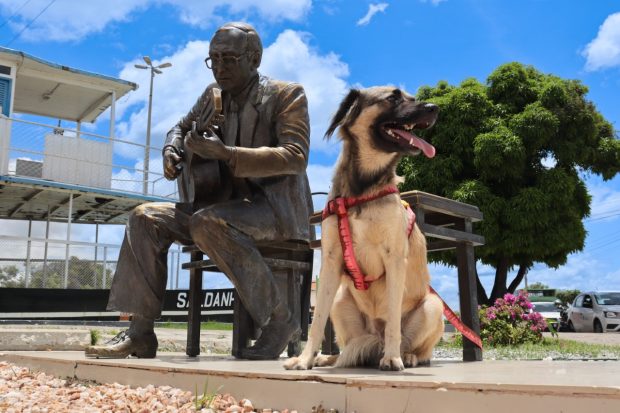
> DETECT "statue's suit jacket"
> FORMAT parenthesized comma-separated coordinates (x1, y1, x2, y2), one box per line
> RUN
(164, 75, 313, 242)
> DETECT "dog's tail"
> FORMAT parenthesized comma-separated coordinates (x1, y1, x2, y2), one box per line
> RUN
(334, 334, 383, 368)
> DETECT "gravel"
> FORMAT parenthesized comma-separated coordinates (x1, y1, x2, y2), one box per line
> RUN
(0, 361, 307, 413)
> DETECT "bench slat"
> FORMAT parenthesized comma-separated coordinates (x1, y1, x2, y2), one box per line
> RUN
(402, 191, 483, 221)
(183, 257, 311, 271)
(309, 190, 483, 225)
(417, 222, 485, 246)
(183, 240, 310, 254)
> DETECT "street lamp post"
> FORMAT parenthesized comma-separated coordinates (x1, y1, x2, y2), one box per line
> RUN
(135, 56, 172, 195)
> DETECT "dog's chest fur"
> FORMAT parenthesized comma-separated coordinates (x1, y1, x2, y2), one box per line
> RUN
(323, 196, 425, 319)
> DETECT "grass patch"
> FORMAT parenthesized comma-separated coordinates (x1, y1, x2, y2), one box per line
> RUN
(437, 335, 620, 359)
(194, 380, 223, 410)
(156, 321, 233, 331)
(89, 329, 100, 345)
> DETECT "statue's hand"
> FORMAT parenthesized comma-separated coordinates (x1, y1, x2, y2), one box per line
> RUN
(163, 148, 182, 180)
(184, 121, 232, 161)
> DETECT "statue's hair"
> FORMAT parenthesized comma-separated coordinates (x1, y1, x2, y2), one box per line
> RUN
(216, 22, 263, 61)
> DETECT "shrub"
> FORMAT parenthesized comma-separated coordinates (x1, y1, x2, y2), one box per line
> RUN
(478, 291, 547, 346)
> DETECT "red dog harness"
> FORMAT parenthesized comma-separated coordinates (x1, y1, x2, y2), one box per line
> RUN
(321, 185, 483, 349)
(322, 185, 412, 290)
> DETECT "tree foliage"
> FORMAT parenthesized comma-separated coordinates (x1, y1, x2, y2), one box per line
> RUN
(0, 258, 112, 289)
(398, 62, 620, 305)
(556, 289, 581, 305)
(28, 257, 112, 289)
(527, 282, 550, 290)
(0, 265, 22, 288)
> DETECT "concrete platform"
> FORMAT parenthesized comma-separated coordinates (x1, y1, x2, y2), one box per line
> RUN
(1, 351, 619, 413)
(0, 328, 90, 350)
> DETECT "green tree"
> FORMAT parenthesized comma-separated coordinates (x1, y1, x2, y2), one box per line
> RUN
(399, 62, 620, 306)
(28, 257, 112, 289)
(527, 282, 549, 290)
(556, 289, 581, 305)
(0, 265, 24, 287)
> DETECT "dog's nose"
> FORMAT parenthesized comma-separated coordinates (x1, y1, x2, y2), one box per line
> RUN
(424, 103, 439, 113)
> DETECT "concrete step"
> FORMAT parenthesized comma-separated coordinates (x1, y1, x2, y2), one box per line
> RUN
(1, 351, 619, 413)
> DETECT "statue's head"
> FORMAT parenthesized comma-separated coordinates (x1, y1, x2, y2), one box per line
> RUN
(208, 22, 263, 94)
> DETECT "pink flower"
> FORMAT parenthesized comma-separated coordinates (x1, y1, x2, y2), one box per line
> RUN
(504, 293, 516, 305)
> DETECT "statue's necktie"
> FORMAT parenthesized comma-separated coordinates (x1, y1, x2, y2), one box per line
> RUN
(224, 100, 239, 147)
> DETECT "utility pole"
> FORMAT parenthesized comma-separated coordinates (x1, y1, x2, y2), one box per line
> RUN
(135, 56, 172, 194)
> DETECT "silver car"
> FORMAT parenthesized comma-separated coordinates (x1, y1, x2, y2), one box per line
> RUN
(567, 292, 620, 333)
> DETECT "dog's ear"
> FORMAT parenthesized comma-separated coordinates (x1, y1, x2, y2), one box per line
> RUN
(325, 89, 361, 139)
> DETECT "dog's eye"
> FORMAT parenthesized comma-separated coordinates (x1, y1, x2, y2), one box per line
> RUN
(387, 89, 403, 104)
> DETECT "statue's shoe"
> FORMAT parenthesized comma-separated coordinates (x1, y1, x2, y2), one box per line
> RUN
(238, 319, 300, 360)
(85, 330, 158, 359)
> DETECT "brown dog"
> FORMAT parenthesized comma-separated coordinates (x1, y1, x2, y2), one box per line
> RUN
(284, 86, 444, 371)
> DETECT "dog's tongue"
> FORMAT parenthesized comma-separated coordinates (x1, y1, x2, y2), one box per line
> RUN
(392, 129, 436, 158)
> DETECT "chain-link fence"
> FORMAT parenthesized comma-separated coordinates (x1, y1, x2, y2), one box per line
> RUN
(0, 235, 186, 290)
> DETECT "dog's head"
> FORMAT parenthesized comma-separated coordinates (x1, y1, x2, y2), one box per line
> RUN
(325, 86, 438, 158)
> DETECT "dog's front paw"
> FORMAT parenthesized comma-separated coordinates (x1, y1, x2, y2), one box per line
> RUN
(314, 354, 339, 367)
(283, 355, 314, 370)
(379, 356, 405, 371)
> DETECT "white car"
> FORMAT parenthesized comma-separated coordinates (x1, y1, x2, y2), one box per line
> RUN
(531, 301, 562, 331)
(567, 292, 620, 333)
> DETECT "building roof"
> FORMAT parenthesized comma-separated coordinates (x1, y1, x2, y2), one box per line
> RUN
(0, 46, 138, 123)
(0, 175, 171, 224)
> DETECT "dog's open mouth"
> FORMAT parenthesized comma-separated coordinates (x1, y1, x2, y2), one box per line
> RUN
(381, 122, 436, 158)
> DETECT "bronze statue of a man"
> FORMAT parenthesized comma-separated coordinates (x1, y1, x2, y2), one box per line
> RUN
(86, 22, 313, 360)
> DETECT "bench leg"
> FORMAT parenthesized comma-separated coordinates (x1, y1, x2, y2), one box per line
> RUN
(456, 241, 483, 362)
(287, 268, 302, 357)
(232, 290, 254, 358)
(186, 250, 203, 357)
(300, 252, 313, 341)
(322, 318, 340, 355)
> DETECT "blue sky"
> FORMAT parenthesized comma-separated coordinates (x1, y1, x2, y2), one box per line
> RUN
(1, 0, 619, 308)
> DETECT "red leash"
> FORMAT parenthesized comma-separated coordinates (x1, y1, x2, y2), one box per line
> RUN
(429, 286, 483, 349)
(322, 186, 482, 349)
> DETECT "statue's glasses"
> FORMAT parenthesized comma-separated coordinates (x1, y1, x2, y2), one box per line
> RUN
(205, 52, 250, 69)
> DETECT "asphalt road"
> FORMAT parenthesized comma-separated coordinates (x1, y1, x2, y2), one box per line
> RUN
(544, 331, 620, 345)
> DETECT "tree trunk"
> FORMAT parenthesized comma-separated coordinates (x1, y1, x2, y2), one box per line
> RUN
(475, 266, 490, 306)
(507, 263, 530, 293)
(489, 257, 509, 303)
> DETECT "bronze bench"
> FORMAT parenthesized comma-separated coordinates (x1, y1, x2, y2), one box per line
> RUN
(310, 190, 485, 362)
(181, 240, 313, 358)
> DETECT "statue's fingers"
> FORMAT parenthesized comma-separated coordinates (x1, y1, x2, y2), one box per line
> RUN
(170, 152, 182, 163)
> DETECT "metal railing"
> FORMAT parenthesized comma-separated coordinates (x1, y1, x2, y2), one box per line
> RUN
(0, 116, 178, 199)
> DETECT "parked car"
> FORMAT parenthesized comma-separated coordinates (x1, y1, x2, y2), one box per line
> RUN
(566, 292, 620, 333)
(531, 301, 563, 332)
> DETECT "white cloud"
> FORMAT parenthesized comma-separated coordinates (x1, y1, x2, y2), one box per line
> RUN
(524, 252, 620, 293)
(587, 182, 620, 222)
(261, 30, 349, 153)
(0, 0, 311, 42)
(109, 155, 177, 197)
(307, 163, 335, 195)
(111, 29, 349, 169)
(1, 0, 150, 42)
(582, 12, 620, 71)
(167, 0, 311, 28)
(114, 40, 213, 159)
(356, 3, 389, 26)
